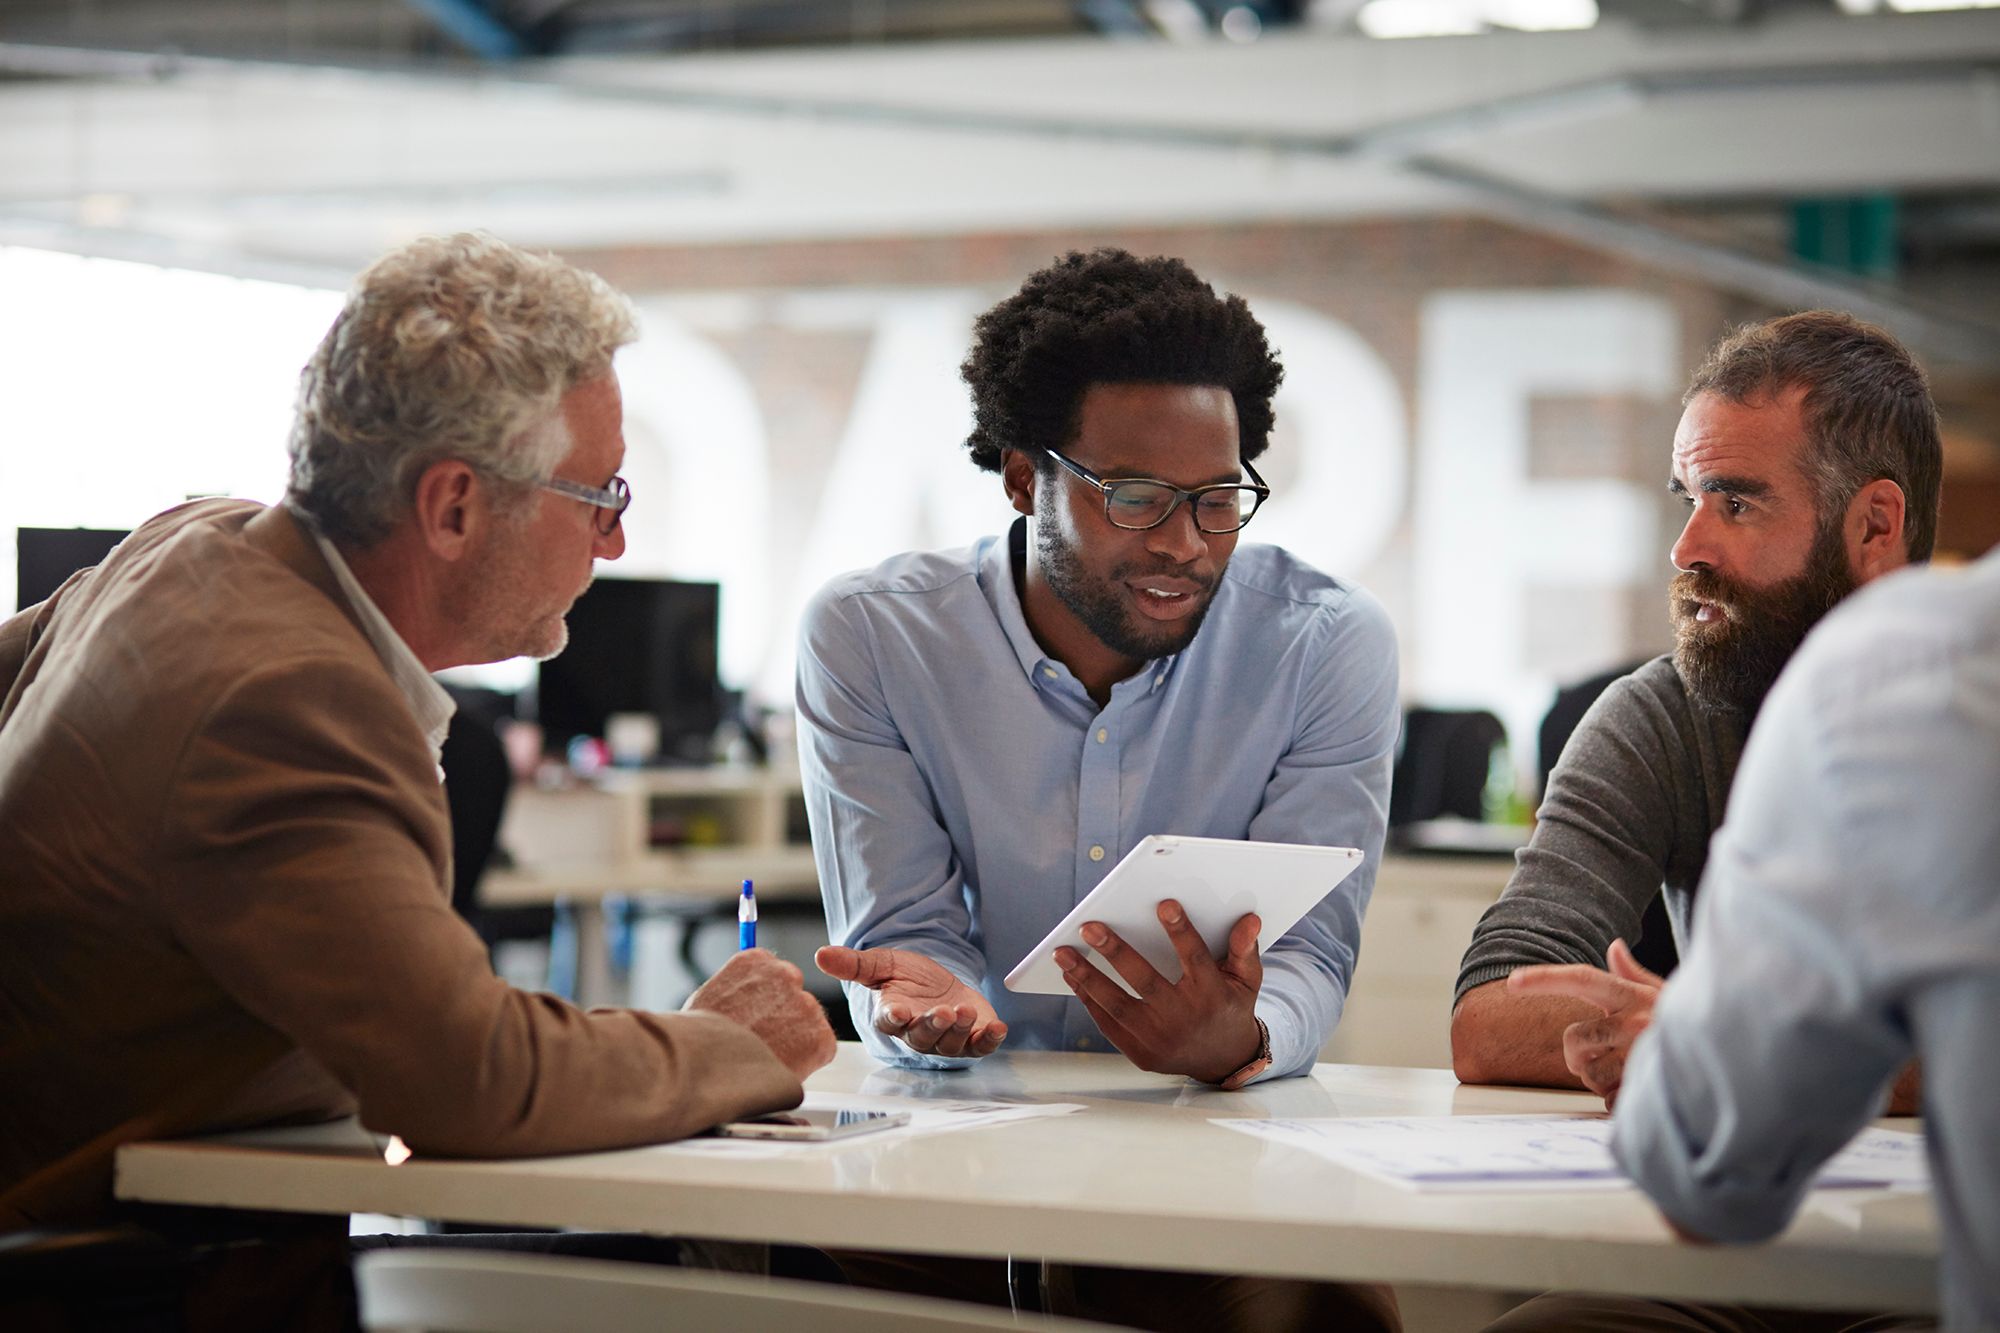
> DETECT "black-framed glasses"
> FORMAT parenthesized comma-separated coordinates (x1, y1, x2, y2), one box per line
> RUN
(1045, 450, 1269, 534)
(540, 475, 631, 535)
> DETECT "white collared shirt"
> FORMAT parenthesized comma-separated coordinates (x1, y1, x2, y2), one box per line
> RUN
(292, 507, 456, 771)
(1614, 549, 2000, 1330)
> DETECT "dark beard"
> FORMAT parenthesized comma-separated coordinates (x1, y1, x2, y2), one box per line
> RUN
(1036, 517, 1218, 663)
(1670, 519, 1857, 719)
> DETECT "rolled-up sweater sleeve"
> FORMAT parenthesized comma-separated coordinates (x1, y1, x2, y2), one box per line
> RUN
(1455, 659, 1698, 1003)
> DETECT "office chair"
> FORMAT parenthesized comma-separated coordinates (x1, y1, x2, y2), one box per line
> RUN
(355, 1249, 1117, 1333)
(1388, 707, 1509, 827)
(439, 689, 570, 986)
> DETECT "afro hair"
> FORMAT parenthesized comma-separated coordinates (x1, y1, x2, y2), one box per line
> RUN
(960, 248, 1283, 473)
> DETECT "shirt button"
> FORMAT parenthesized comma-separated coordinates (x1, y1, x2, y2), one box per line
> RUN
(1043, 665, 1058, 679)
(1089, 845, 1105, 862)
(1095, 728, 1108, 744)
(1153, 674, 1165, 687)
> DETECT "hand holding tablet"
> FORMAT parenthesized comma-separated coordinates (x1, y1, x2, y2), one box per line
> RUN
(1010, 836, 1364, 1084)
(1004, 836, 1365, 997)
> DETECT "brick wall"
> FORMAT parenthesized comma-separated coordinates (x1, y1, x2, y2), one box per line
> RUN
(565, 215, 1988, 774)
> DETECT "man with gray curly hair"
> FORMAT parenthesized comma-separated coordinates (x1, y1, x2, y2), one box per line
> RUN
(287, 232, 637, 664)
(0, 232, 832, 1326)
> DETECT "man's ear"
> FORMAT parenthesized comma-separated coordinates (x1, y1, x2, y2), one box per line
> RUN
(410, 459, 482, 560)
(1001, 448, 1038, 519)
(1845, 477, 1908, 583)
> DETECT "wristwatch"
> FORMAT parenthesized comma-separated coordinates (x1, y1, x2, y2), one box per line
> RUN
(1217, 1017, 1272, 1091)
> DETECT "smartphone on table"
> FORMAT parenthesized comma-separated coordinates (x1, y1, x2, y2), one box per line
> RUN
(712, 1108, 910, 1141)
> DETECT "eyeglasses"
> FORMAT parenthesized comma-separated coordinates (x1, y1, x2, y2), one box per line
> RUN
(540, 475, 631, 535)
(1045, 451, 1269, 534)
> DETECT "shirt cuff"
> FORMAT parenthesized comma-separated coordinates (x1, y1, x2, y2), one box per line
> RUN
(1611, 1041, 1795, 1245)
(1252, 1002, 1314, 1083)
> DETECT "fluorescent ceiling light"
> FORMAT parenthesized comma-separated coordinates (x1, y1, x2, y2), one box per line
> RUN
(1357, 0, 1598, 36)
(1488, 0, 1600, 26)
(1144, 0, 1212, 40)
(1883, 0, 2000, 11)
(1220, 4, 1266, 40)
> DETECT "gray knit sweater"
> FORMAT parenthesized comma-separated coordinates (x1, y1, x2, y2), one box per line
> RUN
(1455, 655, 1746, 1003)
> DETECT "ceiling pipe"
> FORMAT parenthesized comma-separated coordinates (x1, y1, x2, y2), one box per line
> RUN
(525, 54, 2000, 366)
(4, 35, 1998, 364)
(398, 0, 533, 59)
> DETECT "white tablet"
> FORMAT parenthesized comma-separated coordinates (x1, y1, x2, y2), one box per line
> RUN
(1002, 835, 1364, 998)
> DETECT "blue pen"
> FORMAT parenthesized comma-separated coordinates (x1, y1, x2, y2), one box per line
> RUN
(738, 879, 757, 950)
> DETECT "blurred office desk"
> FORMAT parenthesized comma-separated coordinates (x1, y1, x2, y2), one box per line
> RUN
(482, 764, 821, 1004)
(114, 1045, 1936, 1314)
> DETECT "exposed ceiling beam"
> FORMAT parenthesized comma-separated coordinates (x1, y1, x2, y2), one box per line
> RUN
(496, 49, 2000, 362)
(4, 29, 1999, 365)
(401, 0, 535, 58)
(1407, 155, 2000, 367)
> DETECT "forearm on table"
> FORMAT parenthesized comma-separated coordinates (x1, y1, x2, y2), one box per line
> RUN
(1449, 979, 1594, 1089)
(1886, 1061, 1922, 1116)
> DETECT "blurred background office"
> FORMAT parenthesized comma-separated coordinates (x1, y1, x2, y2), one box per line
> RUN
(5, 0, 1999, 1045)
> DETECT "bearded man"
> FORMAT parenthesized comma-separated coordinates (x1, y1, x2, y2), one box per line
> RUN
(1449, 310, 1943, 1113)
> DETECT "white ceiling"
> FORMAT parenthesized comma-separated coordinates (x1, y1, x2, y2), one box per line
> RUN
(1, 10, 1997, 276)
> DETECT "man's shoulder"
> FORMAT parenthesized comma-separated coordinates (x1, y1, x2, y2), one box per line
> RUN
(1779, 555, 2000, 718)
(1560, 655, 1706, 764)
(1806, 556, 2000, 669)
(1213, 544, 1394, 655)
(1598, 654, 1690, 713)
(51, 501, 390, 709)
(803, 540, 992, 628)
(1219, 544, 1379, 620)
(6, 502, 419, 815)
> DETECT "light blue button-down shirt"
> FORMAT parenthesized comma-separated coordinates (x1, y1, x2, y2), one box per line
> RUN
(1613, 550, 2000, 1331)
(796, 519, 1399, 1083)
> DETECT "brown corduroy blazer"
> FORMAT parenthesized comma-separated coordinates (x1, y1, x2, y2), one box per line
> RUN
(0, 500, 801, 1225)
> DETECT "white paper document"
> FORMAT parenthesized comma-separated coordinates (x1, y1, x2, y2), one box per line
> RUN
(1213, 1114, 1928, 1194)
(666, 1092, 1084, 1156)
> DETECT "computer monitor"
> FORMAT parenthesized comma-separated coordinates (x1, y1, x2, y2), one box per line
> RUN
(15, 527, 130, 612)
(535, 577, 722, 765)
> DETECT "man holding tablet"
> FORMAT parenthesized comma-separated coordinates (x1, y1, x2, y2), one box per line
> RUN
(798, 249, 1400, 1329)
(799, 247, 1398, 1089)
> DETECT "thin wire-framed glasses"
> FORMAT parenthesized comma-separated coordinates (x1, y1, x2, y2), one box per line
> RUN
(540, 475, 631, 535)
(1045, 450, 1269, 534)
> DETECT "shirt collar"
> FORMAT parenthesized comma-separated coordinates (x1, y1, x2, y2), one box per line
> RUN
(291, 507, 456, 765)
(983, 516, 1182, 697)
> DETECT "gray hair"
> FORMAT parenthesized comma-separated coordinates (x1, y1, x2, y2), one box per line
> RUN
(286, 232, 638, 547)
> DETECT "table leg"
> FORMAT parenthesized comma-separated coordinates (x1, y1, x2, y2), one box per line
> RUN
(571, 900, 617, 1008)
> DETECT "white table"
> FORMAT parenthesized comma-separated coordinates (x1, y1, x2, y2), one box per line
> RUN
(115, 1046, 1937, 1313)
